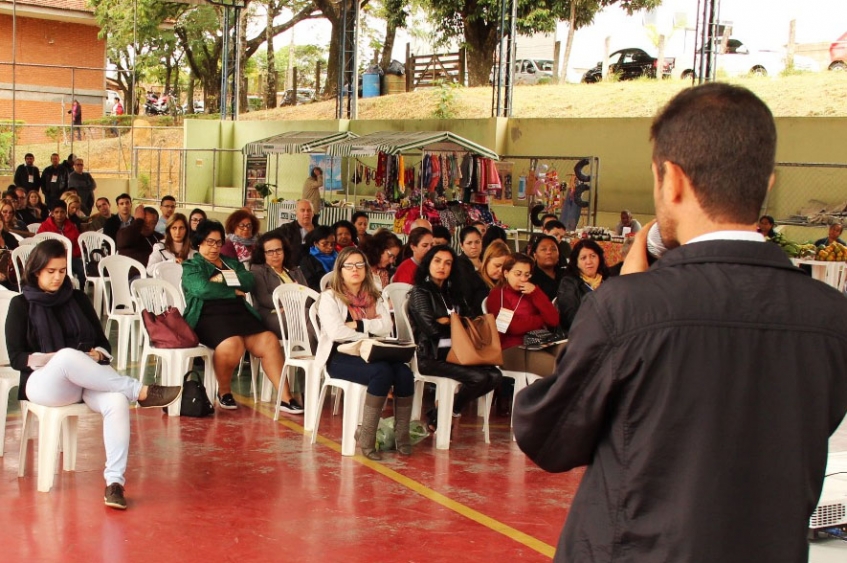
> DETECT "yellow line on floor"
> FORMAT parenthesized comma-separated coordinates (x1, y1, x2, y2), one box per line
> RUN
(242, 395, 556, 559)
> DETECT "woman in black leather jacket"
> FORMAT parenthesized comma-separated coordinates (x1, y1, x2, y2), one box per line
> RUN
(407, 245, 502, 431)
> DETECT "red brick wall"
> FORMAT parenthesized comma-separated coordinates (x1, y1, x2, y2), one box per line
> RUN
(0, 13, 106, 142)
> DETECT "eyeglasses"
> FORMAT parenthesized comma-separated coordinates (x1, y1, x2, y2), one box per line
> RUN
(385, 250, 396, 258)
(203, 238, 224, 247)
(316, 239, 334, 248)
(73, 163, 84, 167)
(162, 204, 176, 209)
(236, 222, 252, 230)
(264, 248, 284, 256)
(341, 262, 366, 271)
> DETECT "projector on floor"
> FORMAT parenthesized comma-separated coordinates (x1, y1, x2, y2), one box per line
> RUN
(810, 452, 847, 531)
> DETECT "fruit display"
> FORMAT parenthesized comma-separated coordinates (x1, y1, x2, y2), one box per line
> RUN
(769, 232, 817, 258)
(816, 241, 847, 262)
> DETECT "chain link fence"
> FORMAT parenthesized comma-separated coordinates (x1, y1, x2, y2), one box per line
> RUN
(764, 162, 847, 226)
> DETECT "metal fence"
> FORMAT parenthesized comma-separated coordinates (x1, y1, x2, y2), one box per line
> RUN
(132, 147, 243, 210)
(0, 123, 178, 178)
(764, 162, 847, 225)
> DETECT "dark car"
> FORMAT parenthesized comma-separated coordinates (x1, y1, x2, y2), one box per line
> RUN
(582, 48, 675, 83)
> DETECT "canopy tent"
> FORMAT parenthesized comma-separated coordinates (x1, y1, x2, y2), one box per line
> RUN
(317, 131, 499, 160)
(243, 130, 358, 156)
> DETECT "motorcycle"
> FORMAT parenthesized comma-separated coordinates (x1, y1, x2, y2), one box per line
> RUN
(144, 92, 183, 116)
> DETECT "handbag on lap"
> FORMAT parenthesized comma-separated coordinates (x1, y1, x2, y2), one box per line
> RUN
(338, 338, 416, 363)
(446, 313, 503, 366)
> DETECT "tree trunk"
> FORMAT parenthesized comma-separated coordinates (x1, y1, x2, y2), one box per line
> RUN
(238, 6, 249, 113)
(186, 70, 195, 114)
(462, 18, 498, 86)
(312, 0, 342, 96)
(380, 20, 398, 70)
(265, 1, 279, 108)
(561, 1, 577, 84)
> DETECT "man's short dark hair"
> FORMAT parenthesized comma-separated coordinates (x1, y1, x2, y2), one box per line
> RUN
(24, 153, 34, 159)
(351, 211, 369, 223)
(144, 206, 159, 219)
(650, 83, 776, 224)
(543, 220, 566, 232)
(95, 197, 110, 206)
(431, 225, 451, 241)
(51, 200, 68, 212)
(115, 193, 132, 204)
(161, 195, 176, 205)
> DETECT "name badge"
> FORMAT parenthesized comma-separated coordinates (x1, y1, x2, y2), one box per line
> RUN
(28, 174, 34, 184)
(221, 270, 240, 286)
(438, 338, 452, 348)
(51, 175, 58, 183)
(496, 308, 515, 334)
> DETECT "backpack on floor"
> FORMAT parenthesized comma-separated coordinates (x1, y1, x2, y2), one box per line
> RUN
(180, 370, 214, 417)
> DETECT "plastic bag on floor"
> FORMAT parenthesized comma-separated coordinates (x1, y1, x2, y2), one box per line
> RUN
(376, 417, 430, 451)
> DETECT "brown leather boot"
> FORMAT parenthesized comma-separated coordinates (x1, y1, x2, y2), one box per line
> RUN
(393, 396, 414, 455)
(358, 393, 386, 460)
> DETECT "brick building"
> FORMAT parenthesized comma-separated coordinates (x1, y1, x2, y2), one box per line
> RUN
(0, 0, 106, 145)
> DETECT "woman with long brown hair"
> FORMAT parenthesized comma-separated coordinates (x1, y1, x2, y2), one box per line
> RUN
(147, 213, 195, 275)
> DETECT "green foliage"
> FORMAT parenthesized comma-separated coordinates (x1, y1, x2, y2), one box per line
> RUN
(432, 81, 461, 119)
(0, 121, 24, 169)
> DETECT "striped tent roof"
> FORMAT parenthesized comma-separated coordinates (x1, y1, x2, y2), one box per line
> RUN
(321, 131, 499, 160)
(243, 131, 358, 156)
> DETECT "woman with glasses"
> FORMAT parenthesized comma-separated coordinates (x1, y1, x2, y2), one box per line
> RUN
(315, 246, 415, 459)
(221, 209, 259, 264)
(146, 213, 195, 275)
(1, 201, 30, 237)
(188, 208, 207, 237)
(298, 225, 337, 292)
(0, 213, 19, 290)
(250, 232, 308, 339)
(358, 228, 402, 290)
(181, 220, 303, 414)
(408, 245, 502, 433)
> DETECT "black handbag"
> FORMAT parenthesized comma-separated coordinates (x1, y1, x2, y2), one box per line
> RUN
(180, 370, 214, 417)
(523, 328, 567, 351)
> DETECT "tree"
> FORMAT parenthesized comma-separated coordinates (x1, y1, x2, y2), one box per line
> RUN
(419, 0, 662, 86)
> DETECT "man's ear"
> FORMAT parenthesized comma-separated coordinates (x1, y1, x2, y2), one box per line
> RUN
(659, 161, 687, 205)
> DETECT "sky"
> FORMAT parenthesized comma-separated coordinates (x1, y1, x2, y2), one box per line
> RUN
(266, 0, 847, 78)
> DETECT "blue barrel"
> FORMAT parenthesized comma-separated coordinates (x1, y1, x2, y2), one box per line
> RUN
(362, 73, 381, 98)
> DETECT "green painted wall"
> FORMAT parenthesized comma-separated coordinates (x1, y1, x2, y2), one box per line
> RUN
(182, 115, 847, 241)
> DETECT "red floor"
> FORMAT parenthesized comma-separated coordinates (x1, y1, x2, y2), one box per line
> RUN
(0, 385, 582, 562)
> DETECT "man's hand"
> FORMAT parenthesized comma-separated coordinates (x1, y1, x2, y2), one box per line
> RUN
(133, 204, 145, 220)
(621, 219, 656, 275)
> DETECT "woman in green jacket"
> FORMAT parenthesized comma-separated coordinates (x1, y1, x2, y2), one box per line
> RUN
(182, 220, 303, 414)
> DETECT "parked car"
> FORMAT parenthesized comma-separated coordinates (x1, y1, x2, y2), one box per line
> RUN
(582, 48, 675, 83)
(489, 59, 555, 85)
(182, 100, 205, 113)
(678, 38, 820, 79)
(280, 88, 315, 106)
(830, 32, 847, 71)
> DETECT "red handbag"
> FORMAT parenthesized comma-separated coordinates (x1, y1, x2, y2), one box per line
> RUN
(141, 307, 200, 349)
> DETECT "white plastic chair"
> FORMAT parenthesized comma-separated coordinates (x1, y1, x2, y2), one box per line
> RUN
(272, 284, 320, 427)
(99, 255, 146, 371)
(12, 233, 27, 243)
(131, 279, 216, 416)
(382, 282, 413, 338)
(0, 289, 20, 457)
(319, 272, 333, 291)
(31, 232, 73, 269)
(78, 231, 115, 318)
(308, 302, 368, 456)
(11, 245, 35, 291)
(399, 300, 493, 450)
(18, 400, 93, 492)
(26, 223, 41, 233)
(151, 261, 184, 297)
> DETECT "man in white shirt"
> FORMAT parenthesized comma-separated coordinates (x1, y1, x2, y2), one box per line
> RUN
(156, 195, 176, 234)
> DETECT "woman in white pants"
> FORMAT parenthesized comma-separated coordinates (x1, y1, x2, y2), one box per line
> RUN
(5, 240, 182, 510)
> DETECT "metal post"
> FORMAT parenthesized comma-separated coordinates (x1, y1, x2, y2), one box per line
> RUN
(11, 0, 17, 168)
(232, 6, 242, 120)
(220, 8, 230, 118)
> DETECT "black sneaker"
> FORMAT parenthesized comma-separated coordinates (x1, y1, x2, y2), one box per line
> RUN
(217, 393, 238, 410)
(279, 398, 304, 415)
(104, 483, 127, 510)
(137, 385, 182, 408)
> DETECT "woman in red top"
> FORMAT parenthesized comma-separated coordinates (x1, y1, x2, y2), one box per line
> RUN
(392, 227, 433, 284)
(486, 253, 564, 376)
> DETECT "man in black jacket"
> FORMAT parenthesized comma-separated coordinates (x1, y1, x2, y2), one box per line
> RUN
(267, 199, 314, 265)
(40, 153, 68, 207)
(514, 83, 847, 563)
(13, 152, 40, 191)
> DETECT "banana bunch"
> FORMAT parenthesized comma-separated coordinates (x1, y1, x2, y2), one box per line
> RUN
(816, 242, 847, 262)
(769, 232, 810, 258)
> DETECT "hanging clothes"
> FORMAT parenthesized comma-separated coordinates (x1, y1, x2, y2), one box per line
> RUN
(397, 155, 405, 191)
(375, 152, 387, 187)
(428, 154, 441, 193)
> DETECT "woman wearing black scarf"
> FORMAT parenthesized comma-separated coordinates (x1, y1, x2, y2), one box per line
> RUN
(4, 240, 182, 510)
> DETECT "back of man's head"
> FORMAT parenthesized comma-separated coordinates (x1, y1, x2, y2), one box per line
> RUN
(650, 83, 776, 225)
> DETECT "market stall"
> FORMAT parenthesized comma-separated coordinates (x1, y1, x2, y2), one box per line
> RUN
(319, 130, 503, 236)
(242, 130, 358, 220)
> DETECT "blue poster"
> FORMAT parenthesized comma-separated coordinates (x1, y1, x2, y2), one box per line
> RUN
(309, 154, 342, 191)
